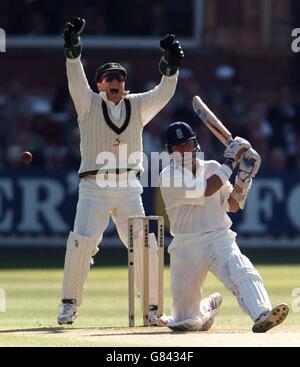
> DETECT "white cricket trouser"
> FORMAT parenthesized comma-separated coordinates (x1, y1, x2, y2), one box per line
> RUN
(168, 229, 272, 323)
(62, 178, 159, 307)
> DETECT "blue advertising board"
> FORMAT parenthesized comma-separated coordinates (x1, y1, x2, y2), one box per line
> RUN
(0, 169, 299, 248)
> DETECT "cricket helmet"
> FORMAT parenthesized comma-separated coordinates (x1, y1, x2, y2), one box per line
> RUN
(165, 122, 200, 153)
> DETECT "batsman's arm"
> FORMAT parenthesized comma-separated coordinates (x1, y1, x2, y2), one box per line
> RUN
(204, 159, 237, 197)
(204, 175, 223, 196)
(228, 184, 242, 212)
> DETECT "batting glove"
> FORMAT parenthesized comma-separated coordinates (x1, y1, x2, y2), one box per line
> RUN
(224, 137, 251, 162)
(237, 148, 261, 186)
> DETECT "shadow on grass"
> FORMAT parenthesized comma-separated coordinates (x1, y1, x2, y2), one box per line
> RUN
(0, 327, 67, 334)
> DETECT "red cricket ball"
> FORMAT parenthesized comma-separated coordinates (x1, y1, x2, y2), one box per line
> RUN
(20, 151, 33, 165)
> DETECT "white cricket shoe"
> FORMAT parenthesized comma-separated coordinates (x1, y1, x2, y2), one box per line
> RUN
(167, 318, 204, 331)
(252, 303, 289, 333)
(57, 301, 77, 325)
(200, 292, 223, 331)
(157, 293, 222, 332)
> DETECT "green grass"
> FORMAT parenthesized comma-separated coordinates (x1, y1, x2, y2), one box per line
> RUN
(0, 260, 299, 346)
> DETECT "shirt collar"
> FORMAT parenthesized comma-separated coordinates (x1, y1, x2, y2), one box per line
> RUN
(100, 92, 124, 108)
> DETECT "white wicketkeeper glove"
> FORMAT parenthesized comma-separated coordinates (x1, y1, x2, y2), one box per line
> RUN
(236, 147, 261, 187)
(224, 137, 251, 162)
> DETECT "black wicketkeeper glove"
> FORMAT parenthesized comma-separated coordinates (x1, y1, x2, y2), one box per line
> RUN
(63, 16, 85, 59)
(159, 34, 184, 76)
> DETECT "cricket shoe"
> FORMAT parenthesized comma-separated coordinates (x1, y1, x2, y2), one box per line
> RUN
(252, 303, 289, 333)
(200, 292, 223, 331)
(158, 312, 219, 332)
(57, 300, 78, 325)
(167, 319, 203, 331)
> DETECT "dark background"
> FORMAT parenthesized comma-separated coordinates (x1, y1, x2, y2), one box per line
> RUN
(0, 0, 299, 254)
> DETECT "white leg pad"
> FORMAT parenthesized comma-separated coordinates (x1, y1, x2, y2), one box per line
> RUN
(228, 252, 272, 321)
(62, 231, 98, 307)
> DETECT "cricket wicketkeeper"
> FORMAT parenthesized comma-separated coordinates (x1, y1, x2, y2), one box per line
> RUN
(158, 121, 289, 332)
(57, 17, 184, 325)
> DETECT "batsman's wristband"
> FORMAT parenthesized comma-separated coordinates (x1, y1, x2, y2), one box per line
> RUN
(215, 163, 233, 184)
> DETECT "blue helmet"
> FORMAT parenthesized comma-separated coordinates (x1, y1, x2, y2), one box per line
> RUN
(165, 122, 200, 153)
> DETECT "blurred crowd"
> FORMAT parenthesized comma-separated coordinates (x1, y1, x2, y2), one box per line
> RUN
(1, 0, 192, 37)
(1, 64, 300, 172)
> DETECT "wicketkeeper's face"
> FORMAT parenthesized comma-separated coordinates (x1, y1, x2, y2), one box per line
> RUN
(97, 71, 126, 104)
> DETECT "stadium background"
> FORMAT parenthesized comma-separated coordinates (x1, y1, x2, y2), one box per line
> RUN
(0, 0, 299, 251)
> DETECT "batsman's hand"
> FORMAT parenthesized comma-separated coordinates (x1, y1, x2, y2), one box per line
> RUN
(224, 137, 251, 162)
(63, 16, 85, 48)
(159, 34, 184, 76)
(237, 148, 261, 184)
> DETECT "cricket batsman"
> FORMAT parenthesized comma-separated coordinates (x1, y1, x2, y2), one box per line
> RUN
(57, 17, 184, 325)
(158, 121, 289, 332)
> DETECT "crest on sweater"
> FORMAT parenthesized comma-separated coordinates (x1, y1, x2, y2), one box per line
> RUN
(113, 138, 121, 147)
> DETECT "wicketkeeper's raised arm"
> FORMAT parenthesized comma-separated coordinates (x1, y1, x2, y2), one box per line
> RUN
(137, 34, 184, 126)
(63, 17, 92, 123)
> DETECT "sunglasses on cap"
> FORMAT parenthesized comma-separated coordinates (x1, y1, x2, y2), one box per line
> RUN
(100, 73, 125, 83)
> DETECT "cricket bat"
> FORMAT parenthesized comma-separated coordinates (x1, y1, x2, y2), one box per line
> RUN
(192, 95, 233, 146)
(192, 95, 255, 165)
